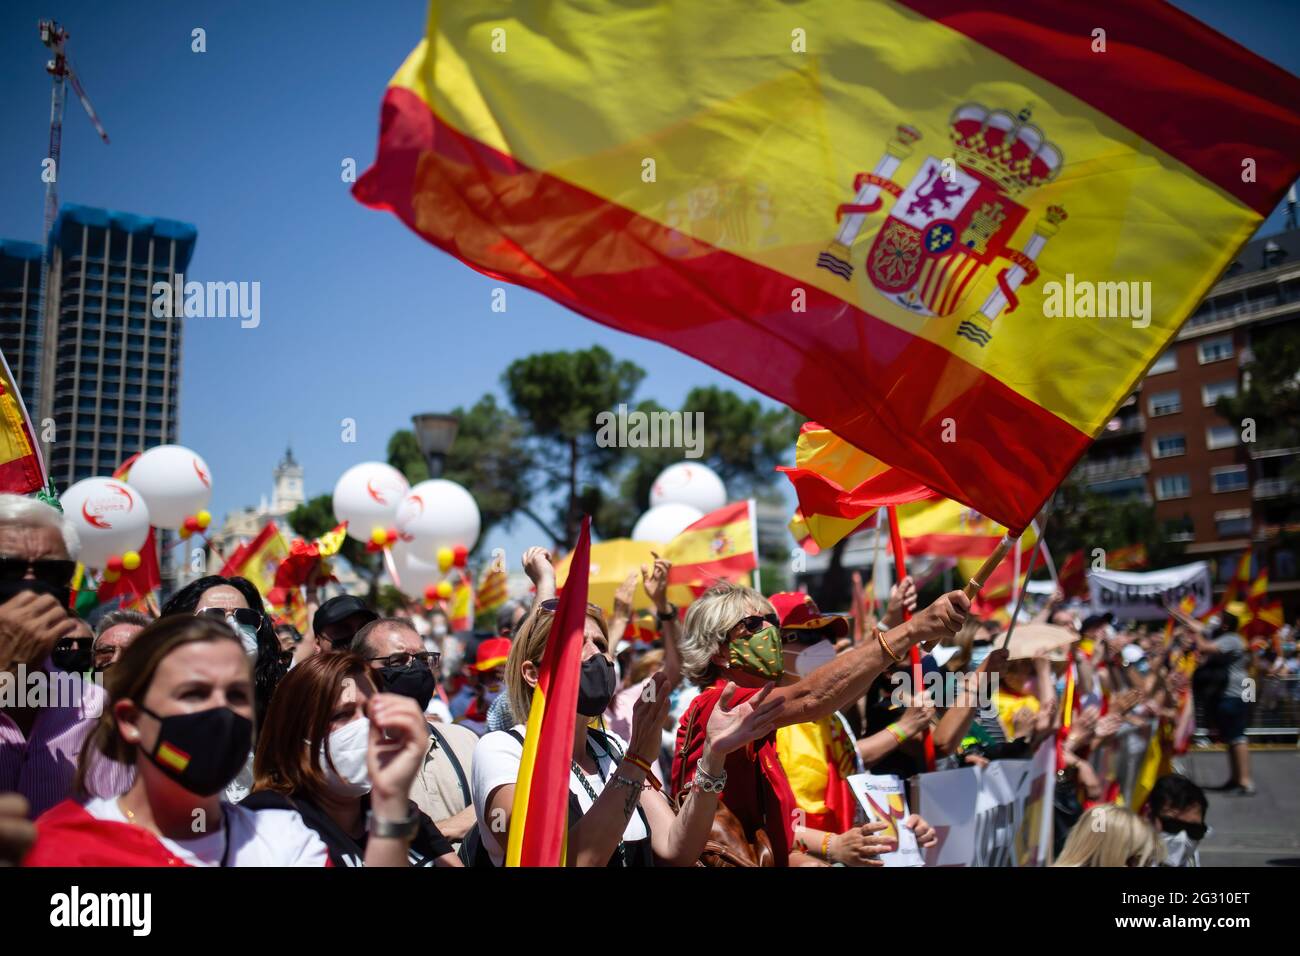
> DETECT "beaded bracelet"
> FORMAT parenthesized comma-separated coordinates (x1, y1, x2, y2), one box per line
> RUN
(821, 832, 832, 859)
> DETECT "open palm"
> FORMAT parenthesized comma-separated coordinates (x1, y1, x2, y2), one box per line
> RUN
(705, 682, 787, 757)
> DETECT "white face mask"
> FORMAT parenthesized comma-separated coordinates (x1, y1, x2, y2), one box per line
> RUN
(320, 718, 371, 798)
(234, 621, 260, 658)
(1160, 830, 1201, 867)
(432, 623, 448, 637)
(794, 639, 837, 677)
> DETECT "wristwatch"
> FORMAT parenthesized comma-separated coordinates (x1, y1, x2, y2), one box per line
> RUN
(655, 603, 678, 622)
(368, 810, 419, 840)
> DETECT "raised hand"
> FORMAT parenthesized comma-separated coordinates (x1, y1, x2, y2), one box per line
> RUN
(612, 570, 638, 620)
(366, 692, 429, 812)
(884, 575, 918, 628)
(907, 590, 970, 651)
(705, 681, 787, 757)
(627, 671, 673, 762)
(641, 552, 671, 611)
(522, 546, 554, 587)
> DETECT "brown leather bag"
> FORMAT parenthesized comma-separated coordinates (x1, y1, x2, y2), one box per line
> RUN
(677, 702, 775, 867)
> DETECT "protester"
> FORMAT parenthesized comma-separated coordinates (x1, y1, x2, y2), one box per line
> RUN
(24, 616, 330, 865)
(274, 622, 301, 654)
(53, 616, 95, 674)
(93, 609, 150, 672)
(471, 579, 786, 867)
(671, 579, 968, 865)
(351, 617, 478, 846)
(1144, 773, 1209, 867)
(312, 594, 378, 653)
(0, 494, 133, 818)
(244, 651, 459, 866)
(1053, 805, 1164, 867)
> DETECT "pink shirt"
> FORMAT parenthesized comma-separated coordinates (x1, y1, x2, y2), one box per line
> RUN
(0, 662, 135, 818)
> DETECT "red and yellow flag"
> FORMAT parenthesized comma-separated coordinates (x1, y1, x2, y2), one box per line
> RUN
(0, 347, 45, 494)
(663, 500, 758, 586)
(474, 562, 508, 616)
(449, 571, 474, 631)
(1239, 569, 1284, 639)
(355, 0, 1300, 534)
(507, 516, 592, 867)
(898, 498, 1035, 559)
(222, 522, 290, 597)
(778, 422, 936, 551)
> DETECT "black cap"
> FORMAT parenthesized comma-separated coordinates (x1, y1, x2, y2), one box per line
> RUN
(1080, 612, 1113, 634)
(313, 595, 378, 643)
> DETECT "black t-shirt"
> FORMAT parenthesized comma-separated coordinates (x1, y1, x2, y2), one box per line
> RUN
(241, 790, 453, 867)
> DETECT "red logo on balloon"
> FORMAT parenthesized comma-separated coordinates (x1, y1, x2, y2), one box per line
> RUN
(82, 483, 134, 529)
(193, 458, 210, 488)
(366, 479, 393, 505)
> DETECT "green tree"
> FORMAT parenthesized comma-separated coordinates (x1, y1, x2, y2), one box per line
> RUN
(1046, 476, 1185, 570)
(287, 494, 382, 600)
(1217, 323, 1300, 474)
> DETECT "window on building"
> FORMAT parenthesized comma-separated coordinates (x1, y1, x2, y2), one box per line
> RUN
(1149, 350, 1177, 375)
(1214, 510, 1252, 537)
(1202, 380, 1238, 406)
(1164, 516, 1195, 542)
(1155, 474, 1190, 500)
(1197, 335, 1234, 364)
(1206, 425, 1238, 450)
(1152, 434, 1186, 459)
(1148, 390, 1181, 416)
(1211, 465, 1248, 493)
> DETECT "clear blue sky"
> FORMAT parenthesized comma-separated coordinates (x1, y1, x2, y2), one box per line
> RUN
(2, 0, 1298, 566)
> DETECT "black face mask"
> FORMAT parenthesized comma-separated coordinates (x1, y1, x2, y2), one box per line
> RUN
(379, 663, 438, 711)
(576, 654, 616, 717)
(139, 705, 253, 797)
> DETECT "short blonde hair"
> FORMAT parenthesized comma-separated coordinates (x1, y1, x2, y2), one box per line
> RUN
(1053, 805, 1164, 867)
(505, 604, 609, 724)
(679, 581, 773, 687)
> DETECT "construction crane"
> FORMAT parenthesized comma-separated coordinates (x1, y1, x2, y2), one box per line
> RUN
(36, 19, 109, 345)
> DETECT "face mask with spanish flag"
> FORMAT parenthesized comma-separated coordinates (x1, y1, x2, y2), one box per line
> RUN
(139, 705, 253, 797)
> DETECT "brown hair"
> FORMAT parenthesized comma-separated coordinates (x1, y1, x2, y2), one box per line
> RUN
(75, 615, 246, 794)
(252, 651, 376, 804)
(505, 604, 609, 725)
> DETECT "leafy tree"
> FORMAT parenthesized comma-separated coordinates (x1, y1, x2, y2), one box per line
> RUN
(1217, 323, 1300, 475)
(1046, 476, 1185, 570)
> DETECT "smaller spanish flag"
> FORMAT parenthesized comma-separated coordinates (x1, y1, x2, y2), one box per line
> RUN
(475, 562, 509, 616)
(155, 741, 191, 774)
(0, 347, 45, 494)
(663, 500, 757, 586)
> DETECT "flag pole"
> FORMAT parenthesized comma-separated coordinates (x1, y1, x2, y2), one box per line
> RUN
(886, 505, 935, 772)
(995, 496, 1057, 650)
(747, 498, 762, 594)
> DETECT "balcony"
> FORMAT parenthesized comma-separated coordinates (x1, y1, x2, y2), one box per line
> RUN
(1076, 453, 1151, 483)
(1254, 478, 1299, 499)
(1096, 414, 1145, 440)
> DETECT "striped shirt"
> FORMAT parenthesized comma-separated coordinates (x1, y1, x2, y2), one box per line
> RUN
(0, 661, 136, 818)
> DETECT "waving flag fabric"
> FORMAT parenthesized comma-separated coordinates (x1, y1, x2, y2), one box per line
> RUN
(356, 0, 1300, 534)
(895, 498, 1036, 559)
(663, 501, 758, 586)
(0, 348, 44, 494)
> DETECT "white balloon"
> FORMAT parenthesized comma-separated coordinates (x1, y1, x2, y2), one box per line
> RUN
(389, 539, 446, 597)
(649, 462, 727, 513)
(395, 479, 481, 555)
(127, 444, 213, 530)
(333, 463, 411, 542)
(60, 477, 152, 569)
(631, 502, 704, 542)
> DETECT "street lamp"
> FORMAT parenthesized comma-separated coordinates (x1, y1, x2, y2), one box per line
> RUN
(411, 413, 459, 478)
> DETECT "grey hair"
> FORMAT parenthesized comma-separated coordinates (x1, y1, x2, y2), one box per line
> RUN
(350, 616, 419, 658)
(93, 608, 151, 645)
(679, 581, 774, 687)
(0, 493, 80, 560)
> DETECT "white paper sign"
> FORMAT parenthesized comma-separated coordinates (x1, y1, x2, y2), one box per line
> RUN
(1087, 561, 1212, 621)
(847, 772, 924, 867)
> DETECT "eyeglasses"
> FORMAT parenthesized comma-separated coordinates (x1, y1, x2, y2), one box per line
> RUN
(196, 606, 265, 629)
(731, 613, 779, 635)
(367, 650, 441, 670)
(0, 557, 76, 588)
(537, 598, 606, 617)
(1158, 817, 1207, 840)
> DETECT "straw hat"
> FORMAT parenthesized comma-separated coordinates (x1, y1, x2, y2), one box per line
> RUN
(998, 623, 1078, 662)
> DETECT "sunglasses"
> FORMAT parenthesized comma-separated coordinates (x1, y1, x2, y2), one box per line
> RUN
(0, 557, 76, 588)
(537, 598, 606, 617)
(1158, 817, 1207, 840)
(196, 606, 265, 629)
(733, 613, 780, 634)
(367, 650, 441, 670)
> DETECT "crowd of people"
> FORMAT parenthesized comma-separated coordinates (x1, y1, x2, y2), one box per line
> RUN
(0, 491, 1274, 867)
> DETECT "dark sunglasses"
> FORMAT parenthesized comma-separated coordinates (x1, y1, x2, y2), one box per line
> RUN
(1158, 817, 1207, 840)
(196, 606, 265, 629)
(537, 598, 606, 617)
(0, 557, 76, 588)
(734, 613, 780, 634)
(367, 650, 441, 670)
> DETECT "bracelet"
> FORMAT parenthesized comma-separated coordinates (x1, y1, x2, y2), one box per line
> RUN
(691, 763, 728, 794)
(821, 833, 832, 859)
(610, 774, 644, 793)
(623, 753, 662, 791)
(887, 722, 909, 744)
(656, 603, 678, 622)
(367, 810, 419, 840)
(877, 626, 905, 664)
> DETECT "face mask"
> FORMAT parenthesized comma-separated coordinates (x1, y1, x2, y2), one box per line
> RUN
(320, 718, 371, 799)
(432, 624, 448, 637)
(380, 662, 437, 711)
(577, 654, 616, 717)
(233, 622, 260, 658)
(1160, 831, 1200, 867)
(969, 644, 992, 670)
(794, 639, 836, 677)
(139, 705, 253, 797)
(728, 625, 784, 681)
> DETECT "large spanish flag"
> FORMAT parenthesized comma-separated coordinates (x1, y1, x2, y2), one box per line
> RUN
(663, 500, 758, 586)
(355, 0, 1300, 534)
(0, 347, 44, 494)
(507, 515, 592, 866)
(779, 421, 937, 550)
(896, 497, 1036, 559)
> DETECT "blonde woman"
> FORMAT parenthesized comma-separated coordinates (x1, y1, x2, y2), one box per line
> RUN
(470, 591, 785, 867)
(1053, 805, 1165, 867)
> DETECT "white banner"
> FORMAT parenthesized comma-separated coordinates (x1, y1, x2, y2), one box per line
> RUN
(847, 773, 924, 867)
(914, 741, 1056, 867)
(1087, 561, 1212, 621)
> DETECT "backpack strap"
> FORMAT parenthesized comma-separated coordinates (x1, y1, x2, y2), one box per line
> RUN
(428, 722, 471, 807)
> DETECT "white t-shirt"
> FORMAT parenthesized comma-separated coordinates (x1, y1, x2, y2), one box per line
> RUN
(83, 797, 330, 867)
(471, 724, 649, 866)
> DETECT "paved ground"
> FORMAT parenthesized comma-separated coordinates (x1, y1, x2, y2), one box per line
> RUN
(1173, 748, 1300, 866)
